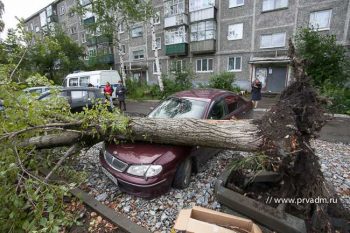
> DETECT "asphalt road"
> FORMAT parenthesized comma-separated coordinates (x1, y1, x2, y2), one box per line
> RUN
(123, 100, 350, 144)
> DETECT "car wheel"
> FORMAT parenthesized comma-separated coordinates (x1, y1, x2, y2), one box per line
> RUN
(173, 157, 192, 189)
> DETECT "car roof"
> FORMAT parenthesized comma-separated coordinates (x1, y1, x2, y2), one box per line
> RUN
(61, 87, 100, 91)
(171, 88, 235, 101)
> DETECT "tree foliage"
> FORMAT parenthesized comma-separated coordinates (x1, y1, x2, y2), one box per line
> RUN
(0, 0, 4, 32)
(295, 28, 350, 114)
(208, 72, 237, 92)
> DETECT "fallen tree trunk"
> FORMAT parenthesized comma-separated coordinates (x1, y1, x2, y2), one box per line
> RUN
(20, 119, 263, 152)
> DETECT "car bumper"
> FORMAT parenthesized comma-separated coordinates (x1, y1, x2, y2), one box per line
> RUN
(99, 150, 173, 198)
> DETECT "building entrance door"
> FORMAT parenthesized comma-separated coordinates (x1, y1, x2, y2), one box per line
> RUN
(266, 67, 287, 93)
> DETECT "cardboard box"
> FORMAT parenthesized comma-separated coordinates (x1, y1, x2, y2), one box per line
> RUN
(174, 206, 262, 233)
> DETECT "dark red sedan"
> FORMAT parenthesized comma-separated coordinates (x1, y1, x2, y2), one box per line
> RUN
(99, 89, 252, 198)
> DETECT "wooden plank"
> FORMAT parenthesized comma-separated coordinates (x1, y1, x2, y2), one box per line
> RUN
(70, 188, 151, 233)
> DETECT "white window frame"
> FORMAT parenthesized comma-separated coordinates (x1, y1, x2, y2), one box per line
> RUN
(227, 23, 243, 41)
(120, 44, 126, 54)
(132, 49, 145, 60)
(260, 32, 286, 49)
(262, 0, 288, 12)
(191, 20, 216, 42)
(152, 37, 162, 50)
(165, 26, 188, 45)
(88, 47, 96, 57)
(229, 0, 244, 8)
(196, 58, 213, 73)
(189, 0, 215, 12)
(59, 5, 66, 15)
(309, 9, 332, 31)
(227, 56, 242, 72)
(171, 60, 183, 73)
(153, 61, 161, 74)
(118, 21, 125, 33)
(153, 11, 161, 25)
(131, 26, 143, 38)
(81, 33, 86, 43)
(164, 0, 185, 17)
(70, 25, 77, 34)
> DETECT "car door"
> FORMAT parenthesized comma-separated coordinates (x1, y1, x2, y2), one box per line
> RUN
(69, 90, 88, 112)
(191, 97, 228, 171)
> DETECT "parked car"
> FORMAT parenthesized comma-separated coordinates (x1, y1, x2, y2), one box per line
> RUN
(100, 89, 253, 198)
(23, 86, 54, 95)
(38, 87, 105, 112)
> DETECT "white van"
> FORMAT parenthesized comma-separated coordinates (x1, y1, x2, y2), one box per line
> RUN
(63, 70, 121, 98)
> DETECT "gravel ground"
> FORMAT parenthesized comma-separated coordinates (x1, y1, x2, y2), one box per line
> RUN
(76, 139, 350, 232)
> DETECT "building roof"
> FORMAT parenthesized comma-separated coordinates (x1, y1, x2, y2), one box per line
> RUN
(24, 0, 61, 23)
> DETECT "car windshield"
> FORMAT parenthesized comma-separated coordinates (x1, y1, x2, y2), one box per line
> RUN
(148, 97, 208, 119)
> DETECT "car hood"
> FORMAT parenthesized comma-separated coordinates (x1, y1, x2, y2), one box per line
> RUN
(106, 142, 190, 164)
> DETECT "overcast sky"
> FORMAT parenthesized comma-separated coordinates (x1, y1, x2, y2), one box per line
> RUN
(1, 0, 53, 39)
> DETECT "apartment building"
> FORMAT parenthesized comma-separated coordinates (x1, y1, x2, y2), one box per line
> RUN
(25, 0, 350, 92)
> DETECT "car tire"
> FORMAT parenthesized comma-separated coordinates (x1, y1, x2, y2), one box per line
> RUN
(173, 157, 192, 189)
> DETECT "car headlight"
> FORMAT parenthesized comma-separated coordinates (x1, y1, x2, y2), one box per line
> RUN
(127, 165, 163, 177)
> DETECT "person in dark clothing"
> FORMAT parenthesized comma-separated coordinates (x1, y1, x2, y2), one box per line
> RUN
(251, 79, 262, 108)
(116, 80, 127, 111)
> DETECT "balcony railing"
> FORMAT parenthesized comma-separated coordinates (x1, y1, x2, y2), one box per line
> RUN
(190, 39, 216, 54)
(190, 7, 216, 23)
(88, 54, 114, 65)
(165, 43, 188, 56)
(164, 13, 189, 28)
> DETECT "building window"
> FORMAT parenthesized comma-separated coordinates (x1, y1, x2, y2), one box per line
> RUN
(164, 0, 185, 17)
(131, 26, 143, 38)
(189, 0, 215, 12)
(70, 26, 77, 34)
(229, 0, 244, 8)
(132, 50, 145, 60)
(153, 11, 161, 25)
(171, 60, 183, 72)
(81, 33, 86, 43)
(120, 44, 126, 54)
(196, 58, 213, 72)
(227, 23, 243, 40)
(79, 0, 91, 6)
(309, 10, 332, 30)
(88, 47, 96, 57)
(262, 0, 288, 12)
(40, 11, 47, 27)
(59, 6, 65, 15)
(152, 37, 162, 50)
(260, 32, 286, 48)
(191, 20, 216, 41)
(153, 61, 161, 74)
(165, 26, 188, 45)
(228, 57, 242, 71)
(35, 26, 40, 33)
(119, 21, 125, 33)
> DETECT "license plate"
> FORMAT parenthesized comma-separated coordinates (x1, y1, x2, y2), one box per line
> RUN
(102, 167, 119, 186)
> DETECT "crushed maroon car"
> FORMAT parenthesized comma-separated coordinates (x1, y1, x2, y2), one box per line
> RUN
(99, 89, 252, 198)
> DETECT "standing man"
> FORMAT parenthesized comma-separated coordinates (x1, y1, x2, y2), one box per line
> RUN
(251, 79, 262, 108)
(116, 80, 127, 111)
(103, 82, 114, 109)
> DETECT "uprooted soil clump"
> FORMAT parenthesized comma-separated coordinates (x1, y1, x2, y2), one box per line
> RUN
(228, 40, 349, 233)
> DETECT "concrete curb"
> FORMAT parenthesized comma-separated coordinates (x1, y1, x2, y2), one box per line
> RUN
(214, 169, 307, 233)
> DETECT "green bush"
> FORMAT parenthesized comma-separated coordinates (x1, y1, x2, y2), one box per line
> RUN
(208, 72, 236, 92)
(295, 28, 350, 114)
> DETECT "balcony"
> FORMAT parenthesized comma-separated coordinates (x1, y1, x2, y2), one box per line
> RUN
(190, 7, 216, 23)
(164, 14, 188, 28)
(165, 43, 188, 56)
(190, 39, 216, 54)
(86, 35, 112, 46)
(88, 54, 114, 65)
